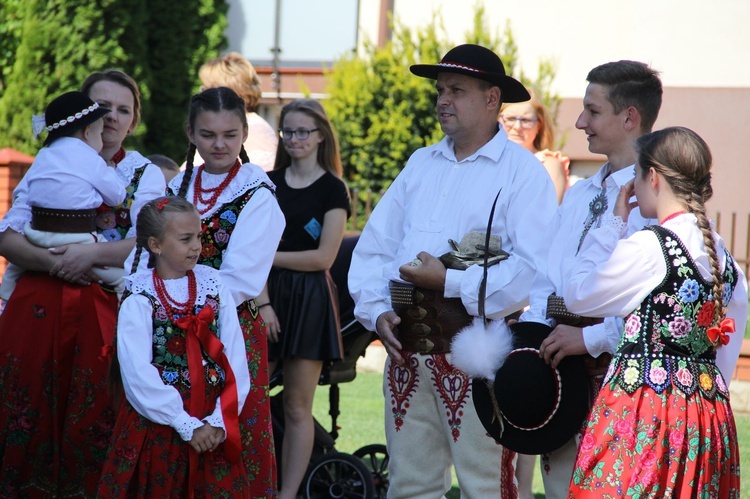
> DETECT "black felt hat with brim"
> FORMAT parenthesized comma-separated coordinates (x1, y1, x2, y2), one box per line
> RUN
(410, 44, 530, 103)
(41, 91, 110, 146)
(472, 321, 590, 455)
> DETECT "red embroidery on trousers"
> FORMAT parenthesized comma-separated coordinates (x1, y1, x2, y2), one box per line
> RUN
(501, 446, 519, 498)
(426, 354, 470, 442)
(388, 354, 419, 432)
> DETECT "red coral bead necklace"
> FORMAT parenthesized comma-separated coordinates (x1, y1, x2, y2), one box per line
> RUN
(152, 269, 197, 322)
(193, 159, 241, 215)
(111, 147, 126, 166)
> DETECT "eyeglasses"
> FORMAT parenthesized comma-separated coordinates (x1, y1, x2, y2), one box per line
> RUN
(278, 128, 319, 140)
(499, 115, 538, 129)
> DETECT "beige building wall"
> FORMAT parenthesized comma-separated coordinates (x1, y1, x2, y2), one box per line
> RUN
(359, 0, 750, 96)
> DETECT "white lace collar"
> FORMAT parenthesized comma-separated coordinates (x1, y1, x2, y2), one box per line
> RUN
(125, 264, 221, 306)
(168, 162, 276, 218)
(117, 150, 152, 182)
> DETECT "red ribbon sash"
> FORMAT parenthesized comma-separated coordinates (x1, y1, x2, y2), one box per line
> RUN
(175, 306, 241, 462)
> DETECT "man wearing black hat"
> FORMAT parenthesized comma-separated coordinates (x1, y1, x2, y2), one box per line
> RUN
(349, 44, 557, 498)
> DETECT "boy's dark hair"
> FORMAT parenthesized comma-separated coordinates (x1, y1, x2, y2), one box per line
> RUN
(587, 61, 662, 133)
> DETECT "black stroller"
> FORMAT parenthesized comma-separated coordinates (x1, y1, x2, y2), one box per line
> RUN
(270, 235, 390, 499)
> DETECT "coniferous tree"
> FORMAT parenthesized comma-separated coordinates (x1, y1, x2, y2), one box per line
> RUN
(0, 0, 227, 160)
(325, 6, 560, 198)
(141, 0, 227, 161)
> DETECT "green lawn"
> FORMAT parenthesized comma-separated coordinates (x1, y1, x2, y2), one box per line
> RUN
(313, 370, 750, 498)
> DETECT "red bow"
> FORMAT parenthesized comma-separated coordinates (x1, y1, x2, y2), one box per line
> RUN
(707, 318, 735, 346)
(175, 305, 241, 463)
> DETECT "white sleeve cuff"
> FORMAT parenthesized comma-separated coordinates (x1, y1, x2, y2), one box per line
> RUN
(602, 213, 628, 238)
(443, 268, 462, 298)
(582, 322, 611, 358)
(203, 401, 226, 439)
(172, 412, 205, 442)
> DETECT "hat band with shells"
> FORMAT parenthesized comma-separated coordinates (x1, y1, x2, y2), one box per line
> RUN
(31, 102, 102, 139)
(47, 102, 101, 131)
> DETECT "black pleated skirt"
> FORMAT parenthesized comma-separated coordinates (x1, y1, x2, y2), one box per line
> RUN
(266, 268, 343, 361)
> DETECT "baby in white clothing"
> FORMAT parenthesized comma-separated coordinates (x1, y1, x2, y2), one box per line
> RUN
(0, 91, 128, 301)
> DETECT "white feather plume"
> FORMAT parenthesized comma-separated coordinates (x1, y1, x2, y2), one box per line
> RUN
(450, 317, 514, 381)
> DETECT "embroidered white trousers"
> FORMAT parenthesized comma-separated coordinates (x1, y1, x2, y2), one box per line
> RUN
(383, 353, 517, 499)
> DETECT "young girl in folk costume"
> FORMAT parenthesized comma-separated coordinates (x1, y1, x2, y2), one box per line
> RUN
(98, 197, 251, 496)
(169, 86, 285, 496)
(562, 127, 748, 497)
(0, 70, 163, 497)
(255, 99, 349, 499)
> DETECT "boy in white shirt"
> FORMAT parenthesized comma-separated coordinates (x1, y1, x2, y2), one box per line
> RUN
(520, 61, 663, 499)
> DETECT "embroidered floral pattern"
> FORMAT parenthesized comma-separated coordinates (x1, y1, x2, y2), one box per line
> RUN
(570, 226, 741, 498)
(388, 354, 420, 432)
(147, 293, 222, 389)
(95, 167, 145, 241)
(198, 185, 268, 270)
(426, 355, 471, 442)
(187, 183, 279, 496)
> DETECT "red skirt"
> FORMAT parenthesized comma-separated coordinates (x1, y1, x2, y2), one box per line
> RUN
(568, 381, 740, 497)
(237, 301, 278, 496)
(97, 382, 250, 497)
(0, 274, 117, 498)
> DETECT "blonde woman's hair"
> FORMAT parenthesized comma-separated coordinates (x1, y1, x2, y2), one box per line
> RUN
(199, 52, 262, 112)
(501, 89, 555, 151)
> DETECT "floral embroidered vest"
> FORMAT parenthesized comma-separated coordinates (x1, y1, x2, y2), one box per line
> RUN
(95, 166, 146, 241)
(143, 291, 225, 389)
(197, 184, 271, 270)
(604, 225, 738, 400)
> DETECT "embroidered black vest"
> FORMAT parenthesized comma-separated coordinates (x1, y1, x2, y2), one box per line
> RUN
(603, 225, 738, 400)
(142, 292, 225, 389)
(95, 166, 147, 241)
(196, 184, 271, 270)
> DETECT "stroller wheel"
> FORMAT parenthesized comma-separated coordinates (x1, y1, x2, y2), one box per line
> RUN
(353, 444, 389, 498)
(302, 451, 376, 498)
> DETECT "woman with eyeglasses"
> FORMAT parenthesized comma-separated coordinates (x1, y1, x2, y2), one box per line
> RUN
(500, 90, 570, 204)
(256, 99, 350, 499)
(500, 89, 570, 498)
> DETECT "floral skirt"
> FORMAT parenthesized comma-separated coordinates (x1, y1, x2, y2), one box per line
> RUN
(237, 300, 278, 496)
(568, 382, 740, 498)
(0, 274, 117, 498)
(98, 378, 250, 497)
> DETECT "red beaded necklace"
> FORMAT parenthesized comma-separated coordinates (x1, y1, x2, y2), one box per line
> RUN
(152, 269, 197, 322)
(111, 147, 126, 166)
(660, 210, 687, 225)
(193, 159, 241, 215)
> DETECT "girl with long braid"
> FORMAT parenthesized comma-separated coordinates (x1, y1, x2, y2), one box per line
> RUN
(169, 87, 285, 496)
(562, 126, 747, 497)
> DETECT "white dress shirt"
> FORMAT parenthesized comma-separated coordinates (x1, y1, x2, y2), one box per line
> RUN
(118, 265, 251, 441)
(0, 149, 165, 238)
(562, 212, 748, 385)
(519, 163, 655, 357)
(349, 127, 558, 332)
(24, 137, 128, 210)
